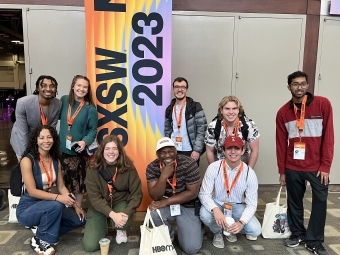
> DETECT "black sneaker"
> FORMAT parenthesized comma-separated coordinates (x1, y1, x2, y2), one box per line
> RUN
(285, 235, 305, 247)
(305, 243, 329, 255)
(30, 236, 40, 253)
(37, 237, 55, 255)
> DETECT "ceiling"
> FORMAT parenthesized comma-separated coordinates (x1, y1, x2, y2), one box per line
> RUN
(0, 9, 24, 54)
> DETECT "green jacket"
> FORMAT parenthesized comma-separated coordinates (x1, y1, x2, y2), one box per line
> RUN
(86, 164, 143, 217)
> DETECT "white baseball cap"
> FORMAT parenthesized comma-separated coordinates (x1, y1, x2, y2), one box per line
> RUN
(156, 137, 175, 151)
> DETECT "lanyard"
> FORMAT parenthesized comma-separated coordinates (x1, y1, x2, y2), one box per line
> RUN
(39, 105, 48, 125)
(67, 100, 85, 131)
(39, 155, 53, 191)
(107, 167, 118, 208)
(160, 161, 177, 195)
(222, 117, 239, 137)
(222, 159, 244, 198)
(294, 95, 307, 139)
(173, 99, 186, 134)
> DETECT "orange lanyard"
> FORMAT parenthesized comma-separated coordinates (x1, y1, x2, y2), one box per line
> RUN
(67, 100, 85, 130)
(39, 105, 48, 125)
(222, 159, 244, 198)
(222, 117, 239, 137)
(39, 155, 53, 191)
(294, 95, 307, 138)
(173, 99, 186, 134)
(160, 161, 177, 195)
(107, 167, 118, 195)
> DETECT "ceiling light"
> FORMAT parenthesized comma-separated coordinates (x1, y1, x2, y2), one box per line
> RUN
(11, 40, 20, 43)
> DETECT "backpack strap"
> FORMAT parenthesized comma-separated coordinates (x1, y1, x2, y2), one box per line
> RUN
(213, 116, 221, 142)
(239, 113, 249, 141)
(98, 167, 121, 192)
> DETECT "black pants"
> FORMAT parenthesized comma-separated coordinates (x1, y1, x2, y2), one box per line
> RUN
(285, 168, 329, 247)
(177, 150, 200, 166)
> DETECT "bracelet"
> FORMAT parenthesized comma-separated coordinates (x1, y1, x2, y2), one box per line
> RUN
(55, 194, 59, 201)
(239, 220, 245, 226)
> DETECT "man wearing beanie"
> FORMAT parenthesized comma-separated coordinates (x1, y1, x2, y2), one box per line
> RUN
(146, 137, 204, 255)
(199, 136, 261, 248)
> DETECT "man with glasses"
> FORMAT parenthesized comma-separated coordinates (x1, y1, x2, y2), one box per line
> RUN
(10, 75, 61, 161)
(146, 137, 204, 255)
(164, 77, 207, 165)
(276, 71, 334, 255)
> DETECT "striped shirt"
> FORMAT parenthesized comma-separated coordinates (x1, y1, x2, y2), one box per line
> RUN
(146, 154, 200, 201)
(199, 160, 258, 224)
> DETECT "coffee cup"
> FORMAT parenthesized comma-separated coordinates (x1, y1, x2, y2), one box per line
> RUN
(223, 217, 235, 236)
(99, 238, 110, 255)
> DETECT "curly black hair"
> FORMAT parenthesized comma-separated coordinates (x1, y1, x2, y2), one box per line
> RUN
(22, 125, 61, 161)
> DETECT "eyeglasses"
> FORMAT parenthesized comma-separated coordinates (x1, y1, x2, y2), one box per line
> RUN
(173, 85, 187, 90)
(290, 82, 308, 88)
(158, 149, 176, 157)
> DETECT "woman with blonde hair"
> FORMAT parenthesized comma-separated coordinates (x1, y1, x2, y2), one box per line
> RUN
(82, 135, 143, 252)
(205, 95, 260, 168)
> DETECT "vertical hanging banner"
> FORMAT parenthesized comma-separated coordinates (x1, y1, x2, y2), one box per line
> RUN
(85, 0, 172, 210)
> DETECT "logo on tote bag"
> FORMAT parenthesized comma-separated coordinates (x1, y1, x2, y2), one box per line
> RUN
(152, 245, 175, 253)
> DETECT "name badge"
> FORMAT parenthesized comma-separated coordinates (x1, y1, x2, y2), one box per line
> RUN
(175, 136, 182, 151)
(66, 135, 72, 150)
(223, 202, 233, 218)
(170, 204, 181, 216)
(293, 142, 306, 160)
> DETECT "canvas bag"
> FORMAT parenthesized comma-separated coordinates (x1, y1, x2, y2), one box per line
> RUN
(139, 208, 177, 255)
(262, 186, 291, 239)
(8, 190, 21, 223)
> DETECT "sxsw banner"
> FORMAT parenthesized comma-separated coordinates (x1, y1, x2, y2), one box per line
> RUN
(85, 0, 172, 210)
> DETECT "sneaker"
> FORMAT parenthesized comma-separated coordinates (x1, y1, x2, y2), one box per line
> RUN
(31, 226, 38, 235)
(212, 233, 224, 248)
(38, 238, 55, 255)
(285, 235, 305, 247)
(225, 233, 237, 243)
(30, 236, 40, 253)
(305, 243, 329, 255)
(246, 234, 257, 241)
(116, 230, 127, 244)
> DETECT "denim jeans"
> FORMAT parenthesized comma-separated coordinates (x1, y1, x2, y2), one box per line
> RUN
(200, 201, 261, 237)
(150, 205, 204, 255)
(16, 194, 86, 244)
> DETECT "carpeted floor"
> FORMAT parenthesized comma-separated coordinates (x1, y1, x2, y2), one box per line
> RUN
(1, 186, 340, 255)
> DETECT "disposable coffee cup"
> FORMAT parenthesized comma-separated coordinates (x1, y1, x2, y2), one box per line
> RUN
(223, 217, 235, 236)
(99, 238, 110, 255)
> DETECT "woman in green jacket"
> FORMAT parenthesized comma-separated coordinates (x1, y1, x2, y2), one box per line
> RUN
(82, 135, 143, 252)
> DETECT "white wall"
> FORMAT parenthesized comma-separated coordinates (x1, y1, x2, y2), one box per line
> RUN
(315, 16, 340, 183)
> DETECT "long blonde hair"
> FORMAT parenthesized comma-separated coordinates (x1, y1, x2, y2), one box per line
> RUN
(217, 95, 244, 119)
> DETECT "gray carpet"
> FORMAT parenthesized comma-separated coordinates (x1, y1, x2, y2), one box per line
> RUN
(1, 186, 340, 255)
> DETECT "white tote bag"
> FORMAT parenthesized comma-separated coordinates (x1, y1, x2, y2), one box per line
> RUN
(262, 186, 291, 239)
(139, 208, 177, 255)
(8, 189, 21, 223)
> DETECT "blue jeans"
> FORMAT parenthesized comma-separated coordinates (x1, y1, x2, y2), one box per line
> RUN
(200, 202, 261, 237)
(16, 194, 86, 244)
(150, 206, 204, 255)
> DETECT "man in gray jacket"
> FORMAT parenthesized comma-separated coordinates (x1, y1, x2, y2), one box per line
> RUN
(10, 75, 61, 160)
(164, 77, 207, 165)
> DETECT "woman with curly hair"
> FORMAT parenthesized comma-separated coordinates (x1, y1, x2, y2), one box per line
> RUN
(82, 135, 143, 252)
(59, 75, 98, 208)
(16, 125, 86, 255)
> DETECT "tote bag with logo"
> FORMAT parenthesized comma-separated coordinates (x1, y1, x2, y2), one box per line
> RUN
(139, 208, 177, 255)
(8, 190, 21, 223)
(262, 186, 291, 239)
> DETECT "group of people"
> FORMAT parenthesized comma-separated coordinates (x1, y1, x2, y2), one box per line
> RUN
(7, 70, 332, 255)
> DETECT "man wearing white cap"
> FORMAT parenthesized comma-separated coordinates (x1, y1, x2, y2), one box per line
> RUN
(146, 137, 203, 255)
(199, 136, 261, 249)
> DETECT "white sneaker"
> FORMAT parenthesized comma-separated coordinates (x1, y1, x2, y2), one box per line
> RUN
(116, 230, 127, 244)
(212, 233, 224, 248)
(246, 234, 257, 241)
(225, 233, 237, 242)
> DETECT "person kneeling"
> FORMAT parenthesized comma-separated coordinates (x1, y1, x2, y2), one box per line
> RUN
(17, 125, 86, 255)
(82, 135, 143, 252)
(199, 136, 261, 248)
